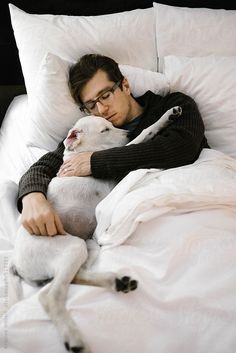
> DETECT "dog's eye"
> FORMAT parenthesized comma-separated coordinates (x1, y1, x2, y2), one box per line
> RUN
(101, 128, 110, 133)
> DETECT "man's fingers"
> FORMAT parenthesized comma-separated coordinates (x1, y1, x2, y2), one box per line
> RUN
(54, 214, 66, 235)
(22, 222, 34, 235)
(30, 217, 49, 236)
(58, 160, 72, 172)
(22, 213, 64, 237)
(38, 222, 48, 236)
(22, 218, 41, 235)
(45, 219, 58, 237)
(58, 167, 74, 177)
(29, 223, 41, 236)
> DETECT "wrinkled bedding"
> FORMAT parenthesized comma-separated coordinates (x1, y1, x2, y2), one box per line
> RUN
(95, 149, 236, 247)
(0, 97, 236, 353)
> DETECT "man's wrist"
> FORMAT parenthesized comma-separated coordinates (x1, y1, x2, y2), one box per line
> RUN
(22, 192, 46, 205)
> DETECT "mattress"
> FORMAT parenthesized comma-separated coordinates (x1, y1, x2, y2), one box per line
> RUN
(0, 96, 236, 353)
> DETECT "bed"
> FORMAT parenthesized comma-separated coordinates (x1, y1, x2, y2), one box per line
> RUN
(1, 1, 236, 352)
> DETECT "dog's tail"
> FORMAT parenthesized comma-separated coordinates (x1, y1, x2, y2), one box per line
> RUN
(7, 259, 23, 309)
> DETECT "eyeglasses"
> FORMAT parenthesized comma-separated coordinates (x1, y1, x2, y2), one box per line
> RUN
(80, 80, 122, 114)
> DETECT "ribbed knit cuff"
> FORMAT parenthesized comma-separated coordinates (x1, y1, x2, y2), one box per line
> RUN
(17, 186, 47, 213)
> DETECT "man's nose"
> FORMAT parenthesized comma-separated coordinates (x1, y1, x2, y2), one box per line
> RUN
(96, 101, 109, 116)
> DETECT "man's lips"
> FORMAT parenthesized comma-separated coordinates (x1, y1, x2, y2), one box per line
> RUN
(106, 114, 116, 121)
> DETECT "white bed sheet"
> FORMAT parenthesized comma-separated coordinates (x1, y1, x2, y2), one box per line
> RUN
(0, 97, 236, 353)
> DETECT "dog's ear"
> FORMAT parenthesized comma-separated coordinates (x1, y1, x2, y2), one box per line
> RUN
(63, 129, 81, 149)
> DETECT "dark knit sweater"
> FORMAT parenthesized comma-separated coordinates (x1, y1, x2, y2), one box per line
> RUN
(17, 91, 209, 212)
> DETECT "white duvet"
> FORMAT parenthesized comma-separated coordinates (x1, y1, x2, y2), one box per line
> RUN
(94, 148, 236, 248)
(1, 144, 236, 353)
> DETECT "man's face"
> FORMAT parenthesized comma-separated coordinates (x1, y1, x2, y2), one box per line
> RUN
(79, 69, 134, 127)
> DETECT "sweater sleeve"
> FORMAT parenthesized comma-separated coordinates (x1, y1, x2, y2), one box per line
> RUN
(17, 141, 65, 212)
(91, 92, 208, 179)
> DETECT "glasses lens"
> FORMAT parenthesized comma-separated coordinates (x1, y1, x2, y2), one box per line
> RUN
(80, 105, 89, 114)
(81, 81, 121, 113)
(86, 102, 96, 111)
(100, 91, 113, 103)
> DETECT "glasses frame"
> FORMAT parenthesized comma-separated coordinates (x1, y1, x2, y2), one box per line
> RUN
(80, 80, 122, 114)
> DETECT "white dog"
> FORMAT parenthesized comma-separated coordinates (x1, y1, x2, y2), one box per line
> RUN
(9, 107, 182, 353)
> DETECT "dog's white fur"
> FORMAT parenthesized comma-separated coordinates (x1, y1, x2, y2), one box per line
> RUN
(10, 107, 182, 353)
(48, 116, 128, 239)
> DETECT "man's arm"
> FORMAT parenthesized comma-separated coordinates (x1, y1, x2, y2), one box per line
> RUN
(18, 141, 66, 236)
(90, 92, 208, 179)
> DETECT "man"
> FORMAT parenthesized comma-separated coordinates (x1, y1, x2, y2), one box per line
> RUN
(18, 54, 209, 237)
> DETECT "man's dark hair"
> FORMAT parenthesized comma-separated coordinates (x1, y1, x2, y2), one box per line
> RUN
(69, 54, 124, 106)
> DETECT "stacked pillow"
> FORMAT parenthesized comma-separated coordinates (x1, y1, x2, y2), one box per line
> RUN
(163, 55, 236, 158)
(9, 3, 236, 158)
(153, 3, 236, 159)
(153, 3, 236, 70)
(9, 4, 157, 94)
(9, 4, 169, 151)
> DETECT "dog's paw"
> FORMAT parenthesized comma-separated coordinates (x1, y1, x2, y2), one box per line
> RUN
(169, 106, 182, 120)
(115, 276, 138, 293)
(63, 329, 91, 353)
(64, 341, 90, 353)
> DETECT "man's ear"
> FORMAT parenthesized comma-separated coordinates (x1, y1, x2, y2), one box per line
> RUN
(122, 77, 131, 95)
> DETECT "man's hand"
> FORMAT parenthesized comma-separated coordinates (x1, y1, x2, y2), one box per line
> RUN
(21, 192, 66, 236)
(58, 152, 92, 177)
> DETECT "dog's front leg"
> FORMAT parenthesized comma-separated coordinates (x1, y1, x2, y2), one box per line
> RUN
(126, 106, 182, 146)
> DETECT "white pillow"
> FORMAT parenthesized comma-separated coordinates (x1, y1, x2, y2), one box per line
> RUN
(163, 55, 236, 159)
(26, 53, 82, 150)
(153, 3, 236, 71)
(27, 52, 170, 151)
(9, 4, 156, 95)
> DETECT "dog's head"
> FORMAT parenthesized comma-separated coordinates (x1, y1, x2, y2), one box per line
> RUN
(64, 115, 129, 154)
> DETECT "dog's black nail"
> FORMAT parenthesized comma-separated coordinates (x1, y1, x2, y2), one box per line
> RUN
(71, 346, 84, 353)
(64, 342, 70, 351)
(130, 280, 138, 291)
(121, 276, 130, 284)
(116, 278, 125, 291)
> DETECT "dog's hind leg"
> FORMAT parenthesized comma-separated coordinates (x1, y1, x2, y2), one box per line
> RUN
(38, 238, 91, 353)
(72, 269, 138, 293)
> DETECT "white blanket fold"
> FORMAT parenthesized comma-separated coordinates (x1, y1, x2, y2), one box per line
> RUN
(94, 149, 236, 248)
